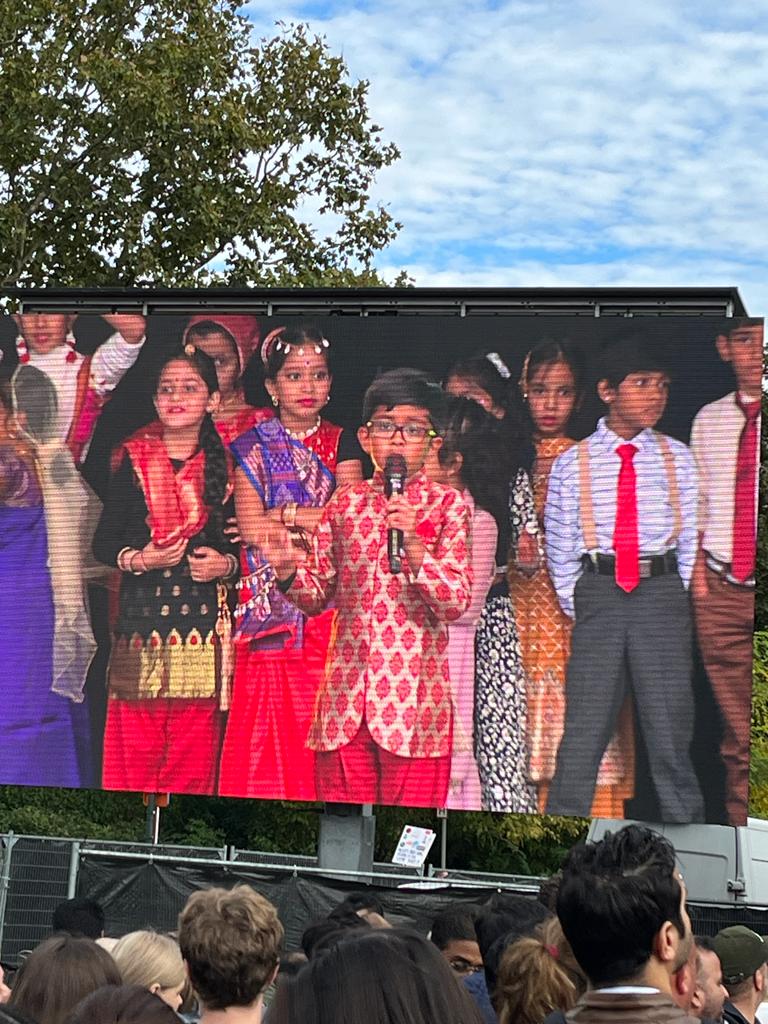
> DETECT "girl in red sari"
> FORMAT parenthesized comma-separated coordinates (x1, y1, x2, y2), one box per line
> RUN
(93, 346, 237, 794)
(182, 314, 272, 446)
(218, 324, 363, 800)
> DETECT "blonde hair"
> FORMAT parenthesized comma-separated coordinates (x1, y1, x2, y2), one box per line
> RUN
(111, 931, 185, 993)
(496, 917, 586, 1024)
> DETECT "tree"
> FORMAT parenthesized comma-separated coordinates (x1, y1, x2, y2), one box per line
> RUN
(0, 2, 400, 287)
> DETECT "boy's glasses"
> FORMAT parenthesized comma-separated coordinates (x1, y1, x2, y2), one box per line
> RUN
(366, 419, 436, 442)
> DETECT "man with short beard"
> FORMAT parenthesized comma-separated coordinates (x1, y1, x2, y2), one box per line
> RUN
(692, 938, 728, 1023)
(557, 825, 699, 1024)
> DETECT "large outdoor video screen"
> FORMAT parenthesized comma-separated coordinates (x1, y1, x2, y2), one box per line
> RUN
(0, 308, 762, 825)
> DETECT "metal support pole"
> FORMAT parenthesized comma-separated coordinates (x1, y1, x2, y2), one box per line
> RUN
(436, 808, 448, 870)
(0, 832, 18, 956)
(67, 841, 81, 898)
(145, 797, 161, 845)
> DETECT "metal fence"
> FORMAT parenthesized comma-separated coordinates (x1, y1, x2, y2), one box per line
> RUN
(3, 831, 766, 965)
(0, 832, 530, 962)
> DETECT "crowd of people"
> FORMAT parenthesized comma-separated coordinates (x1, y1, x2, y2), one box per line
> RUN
(0, 312, 761, 819)
(0, 824, 765, 1024)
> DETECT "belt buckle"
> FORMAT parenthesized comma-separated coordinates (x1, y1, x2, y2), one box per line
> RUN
(638, 559, 652, 580)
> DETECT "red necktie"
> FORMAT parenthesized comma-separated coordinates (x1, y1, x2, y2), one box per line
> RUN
(732, 394, 761, 582)
(614, 443, 639, 592)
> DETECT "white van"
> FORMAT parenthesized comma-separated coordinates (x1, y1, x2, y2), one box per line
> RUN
(587, 818, 768, 907)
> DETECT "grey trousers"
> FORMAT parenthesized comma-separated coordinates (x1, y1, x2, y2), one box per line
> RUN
(546, 571, 705, 823)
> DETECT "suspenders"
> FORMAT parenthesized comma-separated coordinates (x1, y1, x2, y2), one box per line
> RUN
(576, 432, 682, 554)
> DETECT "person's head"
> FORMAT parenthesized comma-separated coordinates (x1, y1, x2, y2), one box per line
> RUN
(177, 885, 282, 1013)
(269, 928, 483, 1024)
(519, 340, 585, 439)
(557, 824, 692, 990)
(329, 892, 385, 919)
(9, 935, 122, 1024)
(153, 346, 228, 535)
(712, 926, 768, 1017)
(183, 315, 260, 401)
(596, 337, 671, 439)
(423, 396, 511, 528)
(64, 984, 180, 1024)
(110, 931, 185, 1012)
(359, 368, 446, 478)
(445, 351, 514, 420)
(536, 873, 562, 914)
(301, 915, 371, 960)
(260, 323, 332, 426)
(430, 906, 483, 978)
(13, 314, 74, 356)
(692, 937, 728, 1022)
(51, 898, 105, 940)
(496, 916, 586, 1024)
(715, 319, 764, 396)
(474, 894, 552, 996)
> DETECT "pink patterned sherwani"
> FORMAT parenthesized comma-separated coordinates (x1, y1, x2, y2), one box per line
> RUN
(287, 470, 472, 760)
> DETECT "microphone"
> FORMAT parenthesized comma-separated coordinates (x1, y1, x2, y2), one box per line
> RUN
(384, 454, 407, 574)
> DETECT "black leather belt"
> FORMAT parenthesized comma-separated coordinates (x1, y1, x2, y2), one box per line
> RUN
(581, 550, 678, 579)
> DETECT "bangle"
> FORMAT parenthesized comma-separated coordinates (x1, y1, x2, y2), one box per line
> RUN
(137, 551, 149, 573)
(128, 550, 145, 576)
(223, 554, 238, 580)
(116, 547, 133, 572)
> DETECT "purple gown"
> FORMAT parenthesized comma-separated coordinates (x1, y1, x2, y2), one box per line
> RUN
(0, 443, 88, 787)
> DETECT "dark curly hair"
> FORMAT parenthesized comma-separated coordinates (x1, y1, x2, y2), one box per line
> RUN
(444, 351, 533, 474)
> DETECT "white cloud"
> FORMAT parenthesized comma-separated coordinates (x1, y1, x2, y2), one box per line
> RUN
(243, 0, 767, 314)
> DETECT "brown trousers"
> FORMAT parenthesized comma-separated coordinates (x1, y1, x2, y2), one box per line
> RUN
(693, 566, 756, 825)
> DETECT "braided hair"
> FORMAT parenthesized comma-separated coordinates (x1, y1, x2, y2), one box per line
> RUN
(155, 347, 228, 541)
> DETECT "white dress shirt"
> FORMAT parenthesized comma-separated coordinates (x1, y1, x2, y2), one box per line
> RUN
(544, 417, 699, 619)
(689, 390, 761, 564)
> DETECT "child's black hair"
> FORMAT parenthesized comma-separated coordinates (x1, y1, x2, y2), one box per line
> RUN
(444, 350, 534, 474)
(718, 316, 763, 338)
(185, 319, 238, 354)
(521, 339, 586, 400)
(438, 396, 511, 533)
(362, 368, 448, 428)
(155, 348, 228, 542)
(444, 350, 514, 414)
(263, 322, 331, 379)
(597, 335, 670, 390)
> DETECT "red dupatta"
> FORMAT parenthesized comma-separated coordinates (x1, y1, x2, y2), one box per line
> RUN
(125, 428, 209, 547)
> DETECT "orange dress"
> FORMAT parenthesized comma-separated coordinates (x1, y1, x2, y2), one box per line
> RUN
(508, 436, 634, 817)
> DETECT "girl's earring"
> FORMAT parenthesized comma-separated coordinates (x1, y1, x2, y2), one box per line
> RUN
(65, 331, 78, 364)
(15, 334, 30, 365)
(271, 394, 279, 407)
(324, 394, 331, 405)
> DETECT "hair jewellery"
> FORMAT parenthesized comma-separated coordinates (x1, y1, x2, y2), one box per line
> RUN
(485, 351, 511, 379)
(518, 350, 532, 400)
(260, 327, 330, 365)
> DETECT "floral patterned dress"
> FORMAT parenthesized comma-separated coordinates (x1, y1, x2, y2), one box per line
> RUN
(508, 436, 634, 816)
(474, 468, 538, 813)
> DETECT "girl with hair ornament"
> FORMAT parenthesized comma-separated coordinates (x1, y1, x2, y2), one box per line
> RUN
(218, 323, 363, 800)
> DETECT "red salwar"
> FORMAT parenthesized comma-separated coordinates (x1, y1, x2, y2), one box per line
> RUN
(218, 609, 335, 800)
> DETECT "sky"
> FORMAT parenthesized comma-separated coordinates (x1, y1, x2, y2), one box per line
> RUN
(244, 0, 767, 315)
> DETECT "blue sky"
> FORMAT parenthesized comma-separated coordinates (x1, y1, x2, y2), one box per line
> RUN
(244, 0, 767, 314)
